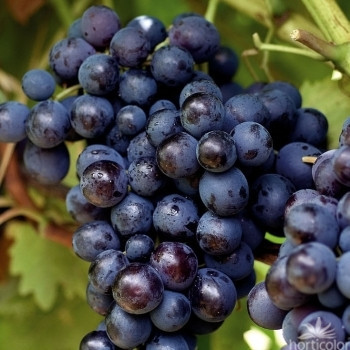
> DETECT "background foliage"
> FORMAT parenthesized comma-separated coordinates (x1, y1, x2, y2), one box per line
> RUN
(1, 0, 350, 349)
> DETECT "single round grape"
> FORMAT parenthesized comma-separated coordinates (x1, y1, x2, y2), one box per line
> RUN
(88, 249, 129, 294)
(196, 210, 242, 256)
(152, 193, 199, 240)
(317, 282, 347, 309)
(49, 37, 96, 85)
(150, 290, 191, 332)
(76, 144, 125, 178)
(119, 68, 158, 107)
(203, 242, 254, 281)
(247, 281, 288, 330)
(72, 220, 121, 262)
(332, 145, 350, 186)
(109, 192, 154, 239)
(223, 93, 271, 132)
(230, 121, 273, 167)
(250, 173, 296, 234)
(198, 166, 249, 216)
(146, 108, 184, 147)
(275, 142, 322, 190)
(116, 105, 147, 136)
(68, 18, 83, 38)
(179, 79, 223, 107)
(284, 202, 339, 249)
(70, 94, 115, 139)
(145, 331, 190, 350)
(156, 131, 200, 179)
(336, 191, 350, 229)
(127, 15, 167, 50)
(125, 234, 154, 262)
(262, 80, 302, 108)
(25, 100, 71, 148)
(265, 255, 310, 310)
(86, 282, 114, 316)
(168, 15, 220, 63)
(79, 330, 116, 350)
(21, 69, 56, 101)
(149, 241, 198, 292)
(110, 26, 151, 67)
(339, 117, 350, 147)
(78, 53, 119, 95)
(80, 160, 128, 208)
(127, 156, 166, 197)
(196, 130, 237, 172)
(219, 81, 244, 103)
(0, 101, 29, 142)
(103, 124, 131, 156)
(81, 5, 121, 49)
(284, 188, 320, 218)
(23, 141, 70, 185)
(112, 262, 164, 314)
(105, 303, 152, 349)
(151, 45, 194, 87)
(148, 99, 177, 115)
(208, 45, 239, 84)
(180, 93, 225, 138)
(188, 267, 237, 323)
(339, 226, 350, 252)
(65, 185, 108, 224)
(286, 242, 337, 294)
(127, 131, 156, 163)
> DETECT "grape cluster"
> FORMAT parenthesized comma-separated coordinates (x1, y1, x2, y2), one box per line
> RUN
(247, 118, 350, 349)
(0, 3, 345, 350)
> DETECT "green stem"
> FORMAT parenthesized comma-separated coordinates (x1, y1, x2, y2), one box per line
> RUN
(49, 0, 74, 29)
(204, 0, 220, 23)
(253, 32, 325, 61)
(55, 84, 82, 101)
(301, 0, 350, 44)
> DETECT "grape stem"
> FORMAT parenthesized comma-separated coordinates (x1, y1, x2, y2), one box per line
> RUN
(55, 84, 82, 101)
(205, 0, 220, 23)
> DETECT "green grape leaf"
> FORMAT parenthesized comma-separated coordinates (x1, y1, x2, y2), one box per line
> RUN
(300, 78, 350, 149)
(7, 221, 89, 311)
(0, 278, 101, 350)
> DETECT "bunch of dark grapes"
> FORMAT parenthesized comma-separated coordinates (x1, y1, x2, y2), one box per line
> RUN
(1, 3, 349, 350)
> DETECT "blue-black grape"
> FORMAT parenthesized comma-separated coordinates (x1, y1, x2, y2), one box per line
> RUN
(127, 131, 156, 163)
(80, 160, 128, 208)
(247, 281, 288, 330)
(127, 156, 166, 197)
(109, 192, 154, 240)
(21, 69, 56, 101)
(72, 220, 121, 262)
(188, 267, 237, 323)
(70, 94, 115, 139)
(180, 93, 225, 138)
(81, 5, 121, 49)
(86, 282, 115, 316)
(78, 53, 119, 95)
(196, 130, 237, 172)
(127, 15, 167, 50)
(230, 121, 273, 167)
(116, 105, 147, 136)
(79, 330, 116, 350)
(25, 100, 71, 148)
(286, 241, 337, 294)
(196, 210, 242, 255)
(0, 101, 29, 142)
(112, 262, 164, 314)
(145, 331, 190, 350)
(198, 166, 249, 216)
(125, 234, 155, 262)
(156, 131, 200, 179)
(49, 37, 96, 85)
(168, 15, 220, 63)
(88, 249, 129, 294)
(110, 26, 151, 68)
(151, 45, 194, 87)
(150, 290, 191, 332)
(336, 251, 350, 298)
(105, 302, 152, 349)
(152, 193, 199, 240)
(23, 140, 70, 185)
(149, 241, 198, 291)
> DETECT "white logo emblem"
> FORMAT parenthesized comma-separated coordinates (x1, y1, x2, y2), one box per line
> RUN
(298, 317, 336, 340)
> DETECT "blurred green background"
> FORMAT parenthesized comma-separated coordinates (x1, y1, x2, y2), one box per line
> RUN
(1, 0, 350, 349)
